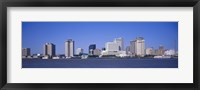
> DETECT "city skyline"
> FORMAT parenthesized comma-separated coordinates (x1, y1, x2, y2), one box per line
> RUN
(22, 37, 176, 56)
(22, 22, 178, 54)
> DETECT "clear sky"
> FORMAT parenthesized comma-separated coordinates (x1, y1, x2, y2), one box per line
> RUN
(22, 22, 178, 55)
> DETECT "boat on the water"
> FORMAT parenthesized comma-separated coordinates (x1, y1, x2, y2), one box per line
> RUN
(81, 55, 88, 59)
(154, 55, 171, 59)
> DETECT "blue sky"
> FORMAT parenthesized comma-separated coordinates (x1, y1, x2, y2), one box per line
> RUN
(22, 22, 178, 54)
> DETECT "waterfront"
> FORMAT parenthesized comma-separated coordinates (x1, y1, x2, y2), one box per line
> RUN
(22, 58, 178, 68)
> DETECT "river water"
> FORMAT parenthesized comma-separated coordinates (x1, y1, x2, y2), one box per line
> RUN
(22, 58, 178, 68)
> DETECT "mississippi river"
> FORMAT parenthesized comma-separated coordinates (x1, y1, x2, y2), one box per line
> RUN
(22, 58, 178, 68)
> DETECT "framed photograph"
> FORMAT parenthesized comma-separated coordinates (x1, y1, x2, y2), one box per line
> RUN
(0, 0, 199, 90)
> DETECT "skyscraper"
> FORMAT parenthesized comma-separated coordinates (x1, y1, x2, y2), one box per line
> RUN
(89, 44, 96, 55)
(130, 40, 135, 55)
(43, 43, 56, 57)
(102, 37, 125, 56)
(65, 39, 74, 57)
(106, 42, 120, 52)
(22, 48, 31, 56)
(134, 37, 145, 57)
(114, 37, 124, 51)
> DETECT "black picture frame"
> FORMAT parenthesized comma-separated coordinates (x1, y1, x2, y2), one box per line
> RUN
(0, 0, 199, 90)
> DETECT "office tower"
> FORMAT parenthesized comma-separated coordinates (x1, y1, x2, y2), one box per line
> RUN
(134, 37, 145, 57)
(146, 48, 154, 55)
(130, 40, 135, 55)
(43, 43, 56, 57)
(106, 42, 120, 52)
(101, 42, 119, 56)
(89, 44, 96, 55)
(22, 48, 31, 56)
(76, 48, 84, 55)
(114, 37, 124, 51)
(65, 39, 74, 57)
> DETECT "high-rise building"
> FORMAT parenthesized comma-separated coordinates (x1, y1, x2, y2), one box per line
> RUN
(76, 48, 84, 55)
(130, 40, 135, 55)
(65, 39, 74, 57)
(134, 37, 145, 57)
(106, 42, 120, 52)
(43, 43, 56, 57)
(105, 37, 124, 52)
(114, 37, 124, 51)
(102, 37, 125, 56)
(22, 48, 31, 56)
(89, 44, 96, 55)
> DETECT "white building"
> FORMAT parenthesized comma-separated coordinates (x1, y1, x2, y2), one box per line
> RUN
(164, 49, 175, 56)
(106, 42, 120, 52)
(146, 48, 154, 55)
(103, 37, 126, 56)
(101, 50, 107, 56)
(42, 55, 50, 59)
(101, 51, 118, 56)
(76, 48, 83, 55)
(114, 37, 124, 51)
(116, 51, 127, 57)
(134, 37, 145, 57)
(65, 39, 74, 58)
